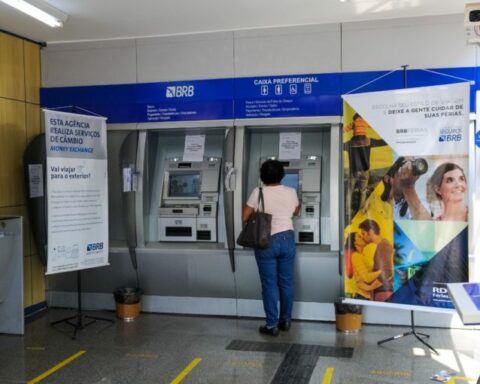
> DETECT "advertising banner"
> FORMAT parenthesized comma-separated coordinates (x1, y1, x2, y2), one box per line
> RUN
(342, 83, 469, 309)
(44, 110, 109, 274)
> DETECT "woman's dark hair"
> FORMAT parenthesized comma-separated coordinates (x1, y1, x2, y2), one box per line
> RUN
(260, 159, 285, 185)
(344, 232, 357, 253)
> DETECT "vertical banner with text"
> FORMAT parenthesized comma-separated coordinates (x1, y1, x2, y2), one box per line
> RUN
(44, 110, 109, 274)
(342, 83, 469, 309)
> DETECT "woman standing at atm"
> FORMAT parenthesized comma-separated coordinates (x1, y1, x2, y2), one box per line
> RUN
(242, 159, 300, 336)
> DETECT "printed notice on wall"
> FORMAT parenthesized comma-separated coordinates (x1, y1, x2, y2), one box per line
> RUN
(28, 164, 44, 198)
(123, 167, 132, 192)
(279, 132, 301, 160)
(183, 134, 205, 162)
(44, 109, 109, 274)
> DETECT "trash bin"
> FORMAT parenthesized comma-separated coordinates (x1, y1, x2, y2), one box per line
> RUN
(334, 298, 362, 333)
(114, 287, 141, 322)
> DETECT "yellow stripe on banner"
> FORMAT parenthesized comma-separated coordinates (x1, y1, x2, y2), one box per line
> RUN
(322, 367, 334, 384)
(27, 350, 86, 384)
(170, 358, 202, 384)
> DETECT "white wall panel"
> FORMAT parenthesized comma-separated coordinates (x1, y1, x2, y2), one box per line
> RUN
(42, 39, 137, 87)
(136, 32, 234, 82)
(234, 24, 341, 77)
(343, 14, 475, 72)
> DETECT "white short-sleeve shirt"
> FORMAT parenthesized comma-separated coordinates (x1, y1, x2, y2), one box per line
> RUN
(246, 185, 299, 235)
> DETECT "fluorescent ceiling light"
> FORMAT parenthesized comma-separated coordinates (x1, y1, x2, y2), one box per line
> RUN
(0, 0, 67, 28)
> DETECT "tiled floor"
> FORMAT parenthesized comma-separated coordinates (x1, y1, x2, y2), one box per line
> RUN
(1, 309, 479, 384)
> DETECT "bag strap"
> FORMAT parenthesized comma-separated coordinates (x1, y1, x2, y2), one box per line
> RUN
(258, 187, 265, 212)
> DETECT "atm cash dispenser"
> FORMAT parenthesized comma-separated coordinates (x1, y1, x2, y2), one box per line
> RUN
(158, 157, 221, 242)
(260, 155, 321, 244)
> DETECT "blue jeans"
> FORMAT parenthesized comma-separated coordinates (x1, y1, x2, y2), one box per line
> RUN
(254, 230, 296, 327)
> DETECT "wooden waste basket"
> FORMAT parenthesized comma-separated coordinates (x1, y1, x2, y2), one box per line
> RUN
(114, 287, 141, 322)
(334, 298, 362, 333)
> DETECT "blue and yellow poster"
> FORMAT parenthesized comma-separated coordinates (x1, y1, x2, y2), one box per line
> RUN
(342, 83, 470, 309)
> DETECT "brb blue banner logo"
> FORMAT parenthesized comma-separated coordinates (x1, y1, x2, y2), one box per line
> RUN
(41, 79, 234, 123)
(166, 85, 195, 98)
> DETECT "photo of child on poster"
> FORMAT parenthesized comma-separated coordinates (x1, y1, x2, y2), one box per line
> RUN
(343, 105, 393, 223)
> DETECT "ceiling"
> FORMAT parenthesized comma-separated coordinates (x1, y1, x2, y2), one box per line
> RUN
(0, 0, 474, 44)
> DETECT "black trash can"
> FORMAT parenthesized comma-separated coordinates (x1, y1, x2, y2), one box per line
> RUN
(114, 287, 141, 321)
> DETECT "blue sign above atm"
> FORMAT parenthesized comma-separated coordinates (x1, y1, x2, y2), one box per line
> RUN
(41, 79, 235, 124)
(235, 74, 341, 118)
(41, 67, 476, 123)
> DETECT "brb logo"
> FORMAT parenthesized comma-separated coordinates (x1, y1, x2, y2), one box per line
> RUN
(166, 85, 195, 98)
(86, 242, 104, 252)
(439, 128, 462, 142)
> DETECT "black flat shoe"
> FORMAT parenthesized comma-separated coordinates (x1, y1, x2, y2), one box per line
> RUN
(279, 320, 291, 331)
(259, 325, 280, 336)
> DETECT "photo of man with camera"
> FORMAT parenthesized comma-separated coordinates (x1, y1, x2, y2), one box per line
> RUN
(380, 156, 431, 220)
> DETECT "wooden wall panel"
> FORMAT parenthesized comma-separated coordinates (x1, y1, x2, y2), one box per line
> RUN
(0, 32, 25, 101)
(0, 98, 26, 207)
(26, 103, 41, 144)
(24, 41, 40, 104)
(1, 32, 43, 309)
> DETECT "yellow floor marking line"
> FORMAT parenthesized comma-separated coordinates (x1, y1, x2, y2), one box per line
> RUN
(322, 367, 334, 384)
(170, 357, 202, 384)
(447, 376, 476, 384)
(27, 350, 86, 384)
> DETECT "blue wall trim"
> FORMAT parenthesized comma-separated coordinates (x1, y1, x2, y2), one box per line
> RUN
(41, 67, 478, 123)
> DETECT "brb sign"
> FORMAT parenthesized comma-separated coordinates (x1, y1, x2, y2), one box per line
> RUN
(166, 85, 195, 98)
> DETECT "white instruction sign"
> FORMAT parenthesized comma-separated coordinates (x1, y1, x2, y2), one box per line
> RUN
(183, 135, 205, 162)
(279, 132, 301, 160)
(123, 167, 132, 192)
(28, 164, 44, 198)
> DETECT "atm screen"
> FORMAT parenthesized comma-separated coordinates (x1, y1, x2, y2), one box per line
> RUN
(281, 172, 299, 193)
(168, 172, 200, 198)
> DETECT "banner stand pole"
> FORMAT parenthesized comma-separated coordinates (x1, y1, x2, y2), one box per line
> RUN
(375, 66, 439, 356)
(51, 270, 114, 340)
(377, 310, 438, 355)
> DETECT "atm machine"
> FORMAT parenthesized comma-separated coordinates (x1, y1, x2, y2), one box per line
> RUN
(260, 155, 321, 244)
(158, 157, 221, 242)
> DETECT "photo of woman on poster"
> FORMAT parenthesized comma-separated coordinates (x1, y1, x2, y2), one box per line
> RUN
(427, 162, 467, 222)
(381, 157, 468, 222)
(344, 232, 382, 300)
